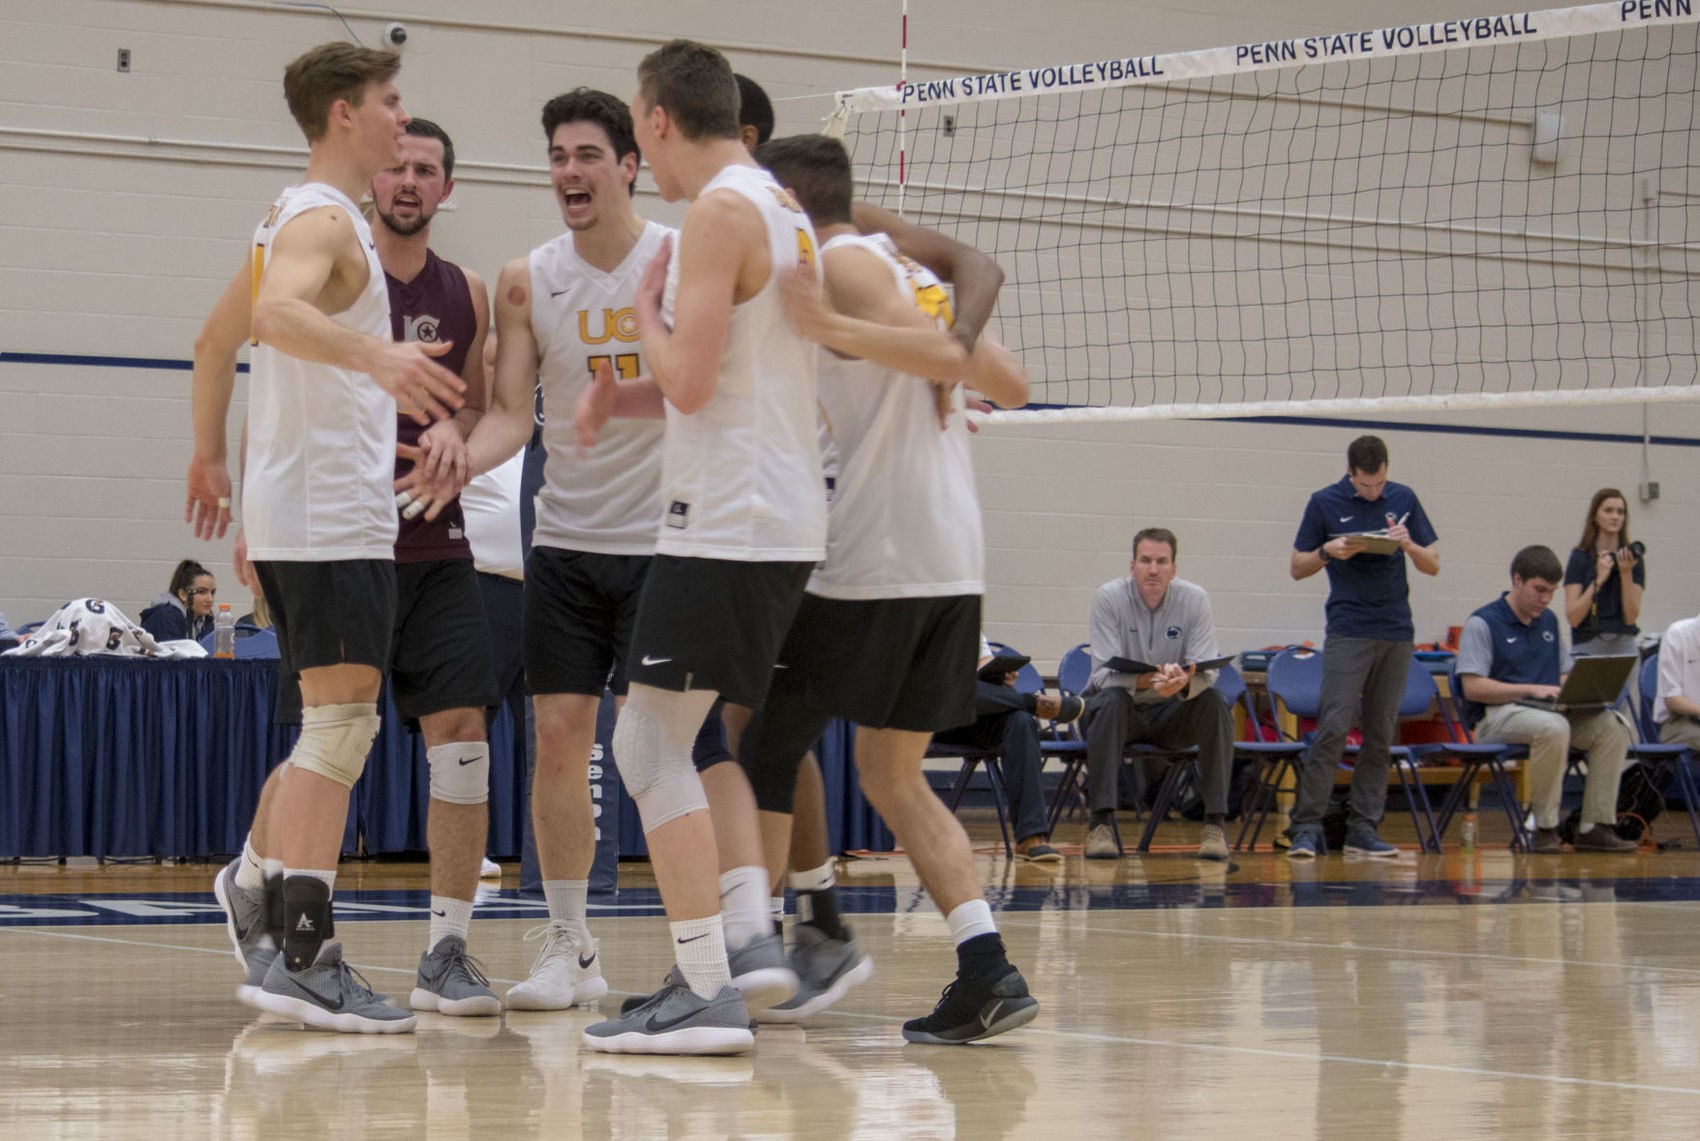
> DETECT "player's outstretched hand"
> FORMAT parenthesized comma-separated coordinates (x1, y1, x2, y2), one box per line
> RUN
(575, 358, 619, 454)
(185, 454, 234, 540)
(371, 339, 466, 425)
(393, 440, 464, 522)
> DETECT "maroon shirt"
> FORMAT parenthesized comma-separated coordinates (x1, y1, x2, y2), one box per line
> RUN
(388, 249, 476, 563)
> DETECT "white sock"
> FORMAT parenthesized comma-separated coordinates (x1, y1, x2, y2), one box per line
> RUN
(543, 879, 589, 924)
(234, 836, 266, 892)
(718, 865, 772, 952)
(670, 915, 731, 999)
(769, 895, 786, 925)
(945, 899, 998, 946)
(428, 895, 474, 951)
(262, 856, 284, 880)
(788, 859, 836, 893)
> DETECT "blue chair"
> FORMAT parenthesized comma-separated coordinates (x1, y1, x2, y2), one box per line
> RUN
(1628, 653, 1700, 846)
(927, 641, 1038, 858)
(1427, 662, 1530, 851)
(1235, 649, 1452, 853)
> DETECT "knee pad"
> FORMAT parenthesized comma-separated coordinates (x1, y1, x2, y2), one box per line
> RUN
(612, 703, 709, 830)
(427, 741, 489, 805)
(290, 703, 380, 788)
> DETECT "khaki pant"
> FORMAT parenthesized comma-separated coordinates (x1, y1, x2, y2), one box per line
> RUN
(1661, 716, 1700, 751)
(1475, 703, 1631, 829)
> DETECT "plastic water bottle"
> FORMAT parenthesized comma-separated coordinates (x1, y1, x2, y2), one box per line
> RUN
(213, 604, 236, 659)
(1461, 810, 1477, 853)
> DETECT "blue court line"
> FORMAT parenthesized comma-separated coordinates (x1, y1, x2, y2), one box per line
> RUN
(0, 350, 247, 373)
(5, 875, 1700, 927)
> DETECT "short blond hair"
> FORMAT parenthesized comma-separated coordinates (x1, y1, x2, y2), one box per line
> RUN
(283, 42, 401, 141)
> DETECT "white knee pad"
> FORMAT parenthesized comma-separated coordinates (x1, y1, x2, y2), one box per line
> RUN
(612, 702, 709, 831)
(428, 741, 490, 805)
(291, 703, 380, 788)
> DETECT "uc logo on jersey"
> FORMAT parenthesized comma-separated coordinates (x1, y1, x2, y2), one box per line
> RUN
(579, 307, 639, 345)
(404, 314, 442, 343)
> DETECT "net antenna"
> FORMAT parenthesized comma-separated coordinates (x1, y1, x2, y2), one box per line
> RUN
(835, 2, 1700, 424)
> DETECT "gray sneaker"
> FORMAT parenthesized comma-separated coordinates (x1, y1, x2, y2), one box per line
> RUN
(762, 923, 875, 1024)
(584, 980, 754, 1055)
(1197, 824, 1230, 862)
(249, 941, 417, 1034)
(410, 935, 501, 1017)
(727, 932, 798, 1014)
(213, 860, 276, 999)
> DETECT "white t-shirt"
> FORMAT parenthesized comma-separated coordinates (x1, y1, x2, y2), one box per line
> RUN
(461, 452, 525, 580)
(244, 183, 397, 561)
(806, 232, 983, 600)
(1656, 616, 1700, 724)
(530, 221, 671, 555)
(655, 164, 826, 562)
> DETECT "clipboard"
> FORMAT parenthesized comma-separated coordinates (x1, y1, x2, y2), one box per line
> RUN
(1105, 654, 1233, 675)
(1330, 530, 1402, 554)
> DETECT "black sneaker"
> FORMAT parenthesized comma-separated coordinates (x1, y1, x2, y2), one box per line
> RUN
(901, 964, 1039, 1044)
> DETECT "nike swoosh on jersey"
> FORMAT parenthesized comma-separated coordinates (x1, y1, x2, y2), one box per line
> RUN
(642, 655, 672, 666)
(550, 289, 570, 297)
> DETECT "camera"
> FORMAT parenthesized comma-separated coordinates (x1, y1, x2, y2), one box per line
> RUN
(1627, 541, 1645, 560)
(383, 22, 408, 47)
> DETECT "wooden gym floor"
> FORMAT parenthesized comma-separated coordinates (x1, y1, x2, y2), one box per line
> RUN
(4, 811, 1700, 1139)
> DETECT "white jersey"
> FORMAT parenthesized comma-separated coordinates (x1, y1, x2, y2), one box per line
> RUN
(530, 221, 671, 555)
(243, 183, 396, 561)
(461, 452, 525, 580)
(656, 165, 826, 562)
(807, 232, 984, 600)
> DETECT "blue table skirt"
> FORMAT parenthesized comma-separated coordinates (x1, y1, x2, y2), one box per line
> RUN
(0, 657, 892, 860)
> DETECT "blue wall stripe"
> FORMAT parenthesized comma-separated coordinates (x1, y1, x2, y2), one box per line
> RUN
(4, 353, 1693, 447)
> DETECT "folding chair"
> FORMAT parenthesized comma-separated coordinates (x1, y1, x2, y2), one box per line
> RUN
(1627, 653, 1700, 846)
(1235, 649, 1451, 853)
(1428, 662, 1531, 851)
(925, 640, 1044, 858)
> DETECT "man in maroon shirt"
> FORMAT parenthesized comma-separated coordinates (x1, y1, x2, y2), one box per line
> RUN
(371, 118, 503, 1015)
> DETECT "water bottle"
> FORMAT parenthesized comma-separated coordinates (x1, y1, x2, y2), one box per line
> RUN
(1461, 811, 1477, 853)
(213, 604, 236, 659)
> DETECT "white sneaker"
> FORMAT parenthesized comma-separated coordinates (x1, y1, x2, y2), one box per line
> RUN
(479, 857, 502, 878)
(504, 919, 609, 1011)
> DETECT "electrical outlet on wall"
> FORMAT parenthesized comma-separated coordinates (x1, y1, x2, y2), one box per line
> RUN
(1639, 481, 1660, 502)
(117, 48, 130, 73)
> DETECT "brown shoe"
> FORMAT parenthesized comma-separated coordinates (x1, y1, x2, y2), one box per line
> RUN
(1573, 825, 1639, 852)
(1529, 827, 1564, 853)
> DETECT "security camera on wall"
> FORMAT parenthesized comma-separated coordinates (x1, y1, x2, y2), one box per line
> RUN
(383, 22, 408, 48)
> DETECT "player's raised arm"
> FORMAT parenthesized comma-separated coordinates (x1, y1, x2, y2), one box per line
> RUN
(252, 205, 465, 421)
(634, 194, 755, 414)
(851, 201, 1003, 351)
(785, 245, 968, 383)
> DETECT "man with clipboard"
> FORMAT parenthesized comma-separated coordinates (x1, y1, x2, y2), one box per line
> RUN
(1080, 528, 1235, 861)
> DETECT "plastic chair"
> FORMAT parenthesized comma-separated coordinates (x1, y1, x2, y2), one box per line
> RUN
(1626, 653, 1700, 846)
(927, 640, 1034, 858)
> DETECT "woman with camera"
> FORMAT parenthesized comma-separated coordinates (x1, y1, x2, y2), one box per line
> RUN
(1564, 488, 1644, 655)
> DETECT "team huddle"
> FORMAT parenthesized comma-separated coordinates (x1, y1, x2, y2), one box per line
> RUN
(183, 40, 1035, 1055)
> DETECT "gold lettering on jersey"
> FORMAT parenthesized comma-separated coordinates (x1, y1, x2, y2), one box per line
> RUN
(766, 185, 805, 214)
(912, 280, 954, 326)
(578, 307, 640, 345)
(588, 352, 641, 381)
(249, 204, 282, 347)
(796, 228, 817, 269)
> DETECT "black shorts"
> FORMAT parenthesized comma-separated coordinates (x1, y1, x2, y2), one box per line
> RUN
(625, 556, 814, 709)
(391, 559, 500, 726)
(524, 546, 650, 697)
(254, 559, 396, 726)
(778, 593, 979, 731)
(739, 593, 979, 813)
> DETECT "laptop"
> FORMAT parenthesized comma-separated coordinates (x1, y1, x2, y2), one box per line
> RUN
(1515, 653, 1636, 714)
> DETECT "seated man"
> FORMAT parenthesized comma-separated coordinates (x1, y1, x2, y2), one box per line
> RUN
(1656, 609, 1700, 751)
(1080, 528, 1232, 862)
(930, 634, 1080, 863)
(1458, 545, 1637, 853)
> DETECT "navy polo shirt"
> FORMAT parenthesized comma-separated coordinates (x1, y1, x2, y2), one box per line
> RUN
(1293, 474, 1437, 640)
(1455, 593, 1571, 725)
